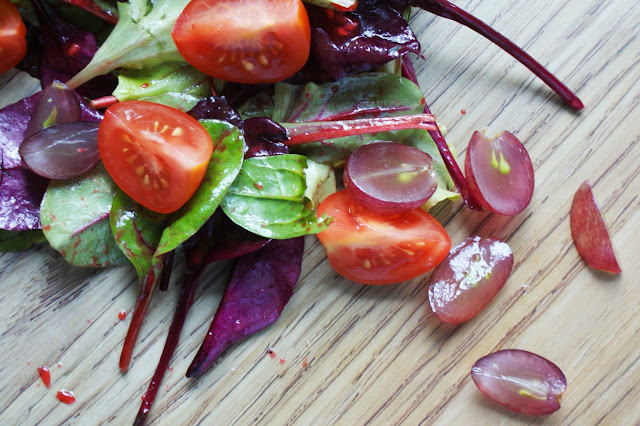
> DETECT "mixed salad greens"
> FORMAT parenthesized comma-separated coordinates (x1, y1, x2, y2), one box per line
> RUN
(1, 0, 601, 422)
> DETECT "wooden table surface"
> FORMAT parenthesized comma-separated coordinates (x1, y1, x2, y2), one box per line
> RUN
(1, 0, 639, 424)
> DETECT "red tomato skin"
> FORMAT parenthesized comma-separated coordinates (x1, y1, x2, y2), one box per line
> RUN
(172, 0, 311, 84)
(316, 190, 451, 285)
(0, 0, 27, 74)
(99, 101, 212, 213)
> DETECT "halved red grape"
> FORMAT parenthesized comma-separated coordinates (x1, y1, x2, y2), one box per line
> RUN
(465, 131, 534, 215)
(428, 236, 513, 323)
(24, 81, 81, 139)
(344, 142, 437, 214)
(570, 181, 621, 273)
(471, 349, 567, 416)
(20, 122, 101, 179)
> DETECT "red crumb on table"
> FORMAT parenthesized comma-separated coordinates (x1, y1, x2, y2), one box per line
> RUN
(267, 348, 276, 359)
(37, 366, 51, 389)
(279, 357, 286, 365)
(302, 357, 309, 368)
(118, 310, 127, 321)
(460, 109, 467, 115)
(56, 390, 76, 404)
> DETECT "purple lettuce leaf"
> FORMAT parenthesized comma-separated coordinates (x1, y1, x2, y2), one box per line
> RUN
(295, 0, 421, 82)
(205, 210, 270, 261)
(187, 96, 289, 158)
(0, 168, 48, 231)
(33, 0, 117, 99)
(188, 96, 244, 129)
(1, 93, 48, 231)
(186, 236, 305, 378)
(242, 117, 289, 158)
(0, 91, 102, 231)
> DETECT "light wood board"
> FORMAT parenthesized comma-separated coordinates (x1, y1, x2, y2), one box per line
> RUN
(1, 0, 639, 424)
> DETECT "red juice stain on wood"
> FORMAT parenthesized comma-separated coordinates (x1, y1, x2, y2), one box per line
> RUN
(56, 390, 76, 404)
(279, 357, 286, 365)
(57, 362, 62, 368)
(118, 310, 127, 321)
(37, 366, 51, 388)
(86, 318, 91, 324)
(302, 357, 309, 368)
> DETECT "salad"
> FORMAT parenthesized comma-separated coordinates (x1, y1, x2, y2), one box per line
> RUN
(2, 0, 625, 423)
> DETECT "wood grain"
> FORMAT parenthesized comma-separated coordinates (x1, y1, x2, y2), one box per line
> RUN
(1, 0, 639, 424)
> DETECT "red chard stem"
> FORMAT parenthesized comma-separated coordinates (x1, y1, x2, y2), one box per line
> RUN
(417, 0, 584, 110)
(133, 266, 203, 426)
(119, 260, 162, 372)
(401, 55, 484, 210)
(283, 114, 436, 146)
(89, 95, 118, 110)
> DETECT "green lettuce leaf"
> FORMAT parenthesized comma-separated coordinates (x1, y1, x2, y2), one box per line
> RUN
(113, 62, 211, 112)
(221, 154, 331, 239)
(66, 0, 189, 89)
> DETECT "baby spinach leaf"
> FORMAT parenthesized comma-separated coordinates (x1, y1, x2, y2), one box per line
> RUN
(66, 0, 189, 89)
(114, 62, 211, 112)
(110, 189, 167, 280)
(221, 155, 330, 239)
(155, 120, 245, 255)
(303, 159, 336, 209)
(0, 230, 45, 252)
(40, 163, 127, 267)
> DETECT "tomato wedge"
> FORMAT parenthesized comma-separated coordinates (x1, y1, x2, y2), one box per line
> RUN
(172, 0, 311, 84)
(316, 190, 451, 285)
(98, 101, 213, 213)
(0, 0, 27, 75)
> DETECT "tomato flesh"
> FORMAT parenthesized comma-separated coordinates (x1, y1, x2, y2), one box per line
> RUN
(316, 190, 451, 285)
(99, 101, 213, 213)
(172, 0, 311, 84)
(0, 0, 27, 74)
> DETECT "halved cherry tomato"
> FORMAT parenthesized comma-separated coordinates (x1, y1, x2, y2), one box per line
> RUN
(316, 190, 451, 285)
(172, 0, 311, 84)
(0, 0, 27, 74)
(98, 101, 213, 213)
